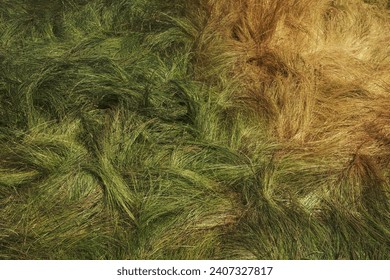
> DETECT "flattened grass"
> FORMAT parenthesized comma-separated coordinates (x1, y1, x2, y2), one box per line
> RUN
(0, 0, 389, 259)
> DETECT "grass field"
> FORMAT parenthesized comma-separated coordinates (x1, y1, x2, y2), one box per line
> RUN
(0, 0, 389, 259)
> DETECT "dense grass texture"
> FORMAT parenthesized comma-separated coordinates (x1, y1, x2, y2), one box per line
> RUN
(0, 0, 389, 259)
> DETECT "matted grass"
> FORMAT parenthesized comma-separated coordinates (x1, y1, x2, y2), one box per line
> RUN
(0, 0, 389, 259)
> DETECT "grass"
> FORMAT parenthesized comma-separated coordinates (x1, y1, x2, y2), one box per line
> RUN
(0, 0, 389, 259)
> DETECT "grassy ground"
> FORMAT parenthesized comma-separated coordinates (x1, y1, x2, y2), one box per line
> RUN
(0, 0, 389, 259)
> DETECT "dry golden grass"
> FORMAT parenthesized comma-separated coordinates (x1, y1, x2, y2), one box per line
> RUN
(195, 0, 390, 199)
(185, 0, 390, 220)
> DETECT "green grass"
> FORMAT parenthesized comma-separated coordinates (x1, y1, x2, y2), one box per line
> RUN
(0, 0, 389, 259)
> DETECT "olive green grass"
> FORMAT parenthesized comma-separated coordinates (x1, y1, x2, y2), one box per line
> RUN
(0, 0, 389, 259)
